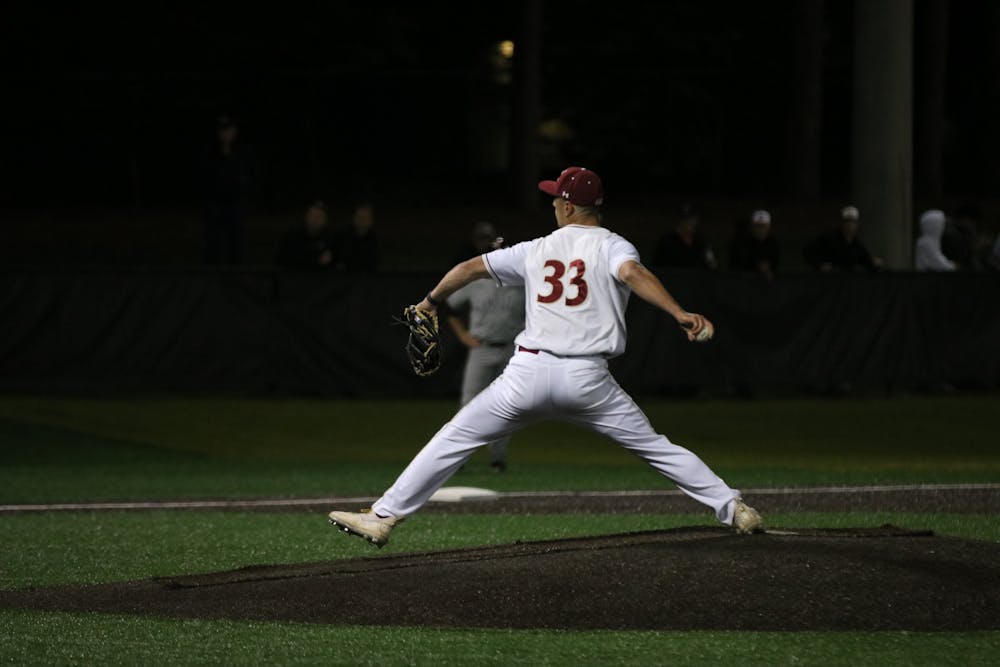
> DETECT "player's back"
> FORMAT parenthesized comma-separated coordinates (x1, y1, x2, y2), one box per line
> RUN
(519, 224, 633, 358)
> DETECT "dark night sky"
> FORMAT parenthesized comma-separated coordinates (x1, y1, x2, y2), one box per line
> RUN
(1, 1, 997, 214)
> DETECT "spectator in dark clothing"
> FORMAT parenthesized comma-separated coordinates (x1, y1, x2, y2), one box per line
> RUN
(729, 209, 780, 281)
(651, 203, 718, 270)
(201, 114, 254, 265)
(275, 200, 335, 270)
(803, 205, 883, 272)
(334, 202, 379, 273)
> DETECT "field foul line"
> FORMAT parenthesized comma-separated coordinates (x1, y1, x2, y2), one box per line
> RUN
(1, 483, 998, 513)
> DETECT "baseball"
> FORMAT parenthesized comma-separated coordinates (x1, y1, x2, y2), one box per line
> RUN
(695, 323, 713, 342)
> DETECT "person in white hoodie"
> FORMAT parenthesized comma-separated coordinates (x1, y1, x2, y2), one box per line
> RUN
(915, 209, 957, 271)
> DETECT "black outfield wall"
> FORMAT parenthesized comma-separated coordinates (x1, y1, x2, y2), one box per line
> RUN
(1, 268, 997, 397)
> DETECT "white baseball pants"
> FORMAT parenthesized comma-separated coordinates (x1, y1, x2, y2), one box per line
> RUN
(372, 349, 741, 524)
(459, 343, 516, 464)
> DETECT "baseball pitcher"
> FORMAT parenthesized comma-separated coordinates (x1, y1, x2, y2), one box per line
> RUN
(330, 166, 762, 546)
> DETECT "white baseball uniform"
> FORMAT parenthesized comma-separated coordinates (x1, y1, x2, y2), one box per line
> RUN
(446, 279, 525, 466)
(372, 224, 742, 524)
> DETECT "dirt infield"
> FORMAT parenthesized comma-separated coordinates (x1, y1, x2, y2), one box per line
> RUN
(2, 485, 1000, 631)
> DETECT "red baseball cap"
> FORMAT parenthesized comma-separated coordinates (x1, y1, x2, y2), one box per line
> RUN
(538, 166, 605, 206)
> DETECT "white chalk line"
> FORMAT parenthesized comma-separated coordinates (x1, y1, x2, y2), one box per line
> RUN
(1, 483, 998, 513)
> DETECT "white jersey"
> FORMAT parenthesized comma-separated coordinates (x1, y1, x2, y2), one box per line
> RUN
(375, 224, 741, 526)
(483, 224, 640, 358)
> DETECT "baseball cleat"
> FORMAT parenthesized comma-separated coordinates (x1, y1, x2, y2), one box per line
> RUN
(731, 499, 764, 534)
(327, 508, 402, 548)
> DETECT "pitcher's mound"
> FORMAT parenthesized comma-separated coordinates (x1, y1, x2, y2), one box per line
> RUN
(3, 525, 999, 631)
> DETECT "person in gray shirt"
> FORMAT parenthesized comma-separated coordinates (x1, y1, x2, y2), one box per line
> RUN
(446, 234, 525, 472)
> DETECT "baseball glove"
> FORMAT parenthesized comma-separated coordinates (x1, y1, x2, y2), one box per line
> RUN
(396, 305, 442, 376)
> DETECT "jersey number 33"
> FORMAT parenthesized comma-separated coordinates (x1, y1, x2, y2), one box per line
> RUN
(537, 259, 588, 306)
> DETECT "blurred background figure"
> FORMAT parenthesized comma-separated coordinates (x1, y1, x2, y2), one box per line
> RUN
(444, 226, 524, 473)
(941, 203, 985, 271)
(201, 114, 254, 265)
(729, 209, 780, 281)
(650, 202, 718, 270)
(275, 200, 335, 270)
(915, 209, 957, 271)
(450, 220, 501, 266)
(334, 202, 379, 273)
(803, 205, 883, 272)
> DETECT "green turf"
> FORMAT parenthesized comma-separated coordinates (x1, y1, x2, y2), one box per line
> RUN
(0, 395, 997, 665)
(0, 610, 997, 667)
(1, 395, 998, 465)
(1, 395, 998, 502)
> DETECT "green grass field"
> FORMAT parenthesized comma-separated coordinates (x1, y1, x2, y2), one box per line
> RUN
(1, 394, 998, 665)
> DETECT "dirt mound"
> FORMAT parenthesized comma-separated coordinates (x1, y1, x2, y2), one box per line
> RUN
(3, 525, 999, 631)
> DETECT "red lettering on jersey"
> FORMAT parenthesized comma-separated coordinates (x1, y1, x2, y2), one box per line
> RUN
(565, 259, 588, 306)
(536, 259, 588, 306)
(537, 259, 565, 303)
